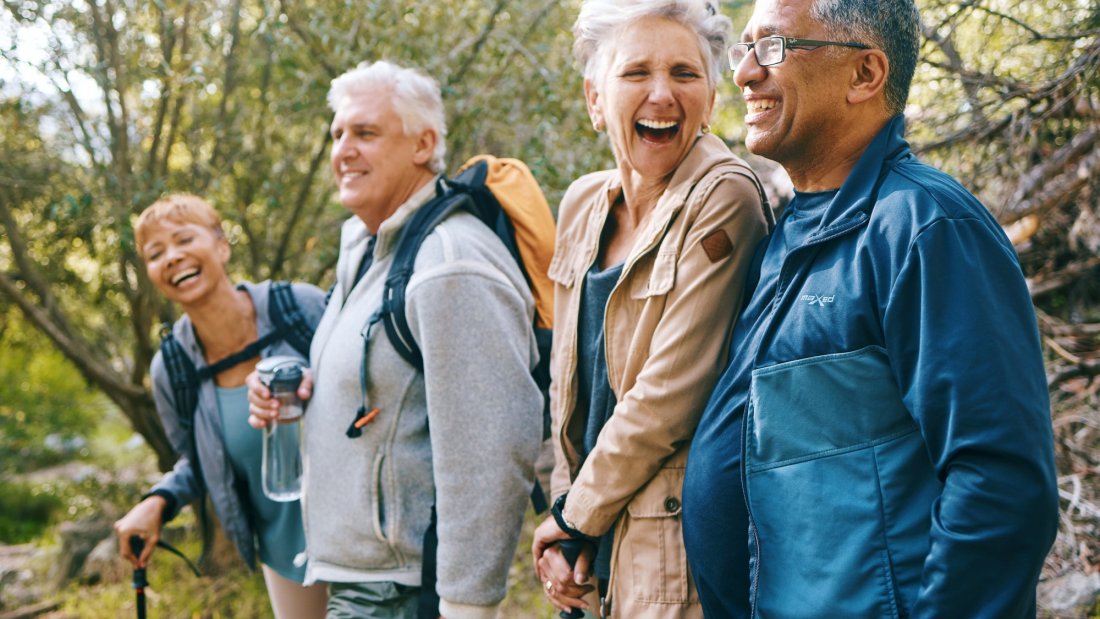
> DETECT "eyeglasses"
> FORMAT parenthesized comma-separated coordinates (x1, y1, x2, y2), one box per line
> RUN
(728, 36, 871, 70)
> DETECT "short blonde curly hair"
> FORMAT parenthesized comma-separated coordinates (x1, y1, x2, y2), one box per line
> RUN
(134, 194, 224, 257)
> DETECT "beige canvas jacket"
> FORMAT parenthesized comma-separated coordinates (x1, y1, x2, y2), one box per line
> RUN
(549, 134, 772, 618)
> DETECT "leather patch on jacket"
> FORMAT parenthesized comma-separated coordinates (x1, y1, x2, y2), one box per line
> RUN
(701, 229, 733, 263)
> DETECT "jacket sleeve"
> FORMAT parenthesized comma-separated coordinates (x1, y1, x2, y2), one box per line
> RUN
(884, 216, 1058, 616)
(547, 175, 598, 503)
(146, 353, 202, 521)
(406, 259, 544, 618)
(564, 173, 770, 535)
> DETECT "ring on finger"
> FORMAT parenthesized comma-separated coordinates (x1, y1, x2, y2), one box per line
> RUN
(544, 579, 553, 592)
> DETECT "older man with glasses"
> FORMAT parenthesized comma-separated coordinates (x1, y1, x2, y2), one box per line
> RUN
(682, 0, 1059, 617)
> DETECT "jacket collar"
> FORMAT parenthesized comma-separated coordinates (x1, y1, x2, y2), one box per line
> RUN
(595, 133, 742, 259)
(337, 175, 440, 287)
(808, 115, 912, 241)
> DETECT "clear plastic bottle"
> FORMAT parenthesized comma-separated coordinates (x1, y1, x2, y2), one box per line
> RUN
(259, 359, 304, 502)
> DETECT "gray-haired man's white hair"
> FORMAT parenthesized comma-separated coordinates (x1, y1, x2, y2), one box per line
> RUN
(573, 0, 731, 88)
(327, 60, 449, 174)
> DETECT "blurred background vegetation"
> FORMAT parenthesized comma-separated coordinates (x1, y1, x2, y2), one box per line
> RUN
(1, 0, 1098, 616)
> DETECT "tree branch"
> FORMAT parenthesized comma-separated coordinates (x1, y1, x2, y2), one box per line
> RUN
(1006, 141, 1100, 224)
(0, 191, 68, 336)
(0, 270, 146, 402)
(1029, 255, 1100, 299)
(278, 0, 340, 78)
(922, 22, 987, 125)
(206, 0, 244, 180)
(271, 133, 331, 278)
(446, 0, 509, 88)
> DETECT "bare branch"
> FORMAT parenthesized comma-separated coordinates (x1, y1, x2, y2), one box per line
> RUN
(973, 5, 1100, 42)
(207, 0, 244, 179)
(1048, 359, 1100, 389)
(921, 22, 987, 124)
(446, 0, 510, 88)
(1029, 255, 1100, 299)
(146, 3, 179, 177)
(1007, 141, 1100, 223)
(161, 5, 192, 180)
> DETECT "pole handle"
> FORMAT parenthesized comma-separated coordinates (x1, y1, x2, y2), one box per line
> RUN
(129, 536, 148, 589)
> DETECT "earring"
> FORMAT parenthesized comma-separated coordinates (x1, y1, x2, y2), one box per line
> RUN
(701, 123, 711, 134)
(592, 120, 603, 132)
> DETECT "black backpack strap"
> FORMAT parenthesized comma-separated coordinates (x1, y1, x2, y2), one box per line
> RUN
(380, 177, 473, 370)
(194, 331, 283, 382)
(268, 281, 315, 358)
(157, 323, 213, 551)
(159, 324, 201, 440)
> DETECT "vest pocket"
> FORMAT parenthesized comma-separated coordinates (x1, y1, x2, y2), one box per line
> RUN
(370, 452, 388, 543)
(621, 465, 696, 604)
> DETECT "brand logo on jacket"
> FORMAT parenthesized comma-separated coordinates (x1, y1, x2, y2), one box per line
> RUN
(800, 294, 835, 307)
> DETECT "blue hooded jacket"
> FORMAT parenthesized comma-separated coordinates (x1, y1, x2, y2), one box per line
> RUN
(684, 116, 1058, 618)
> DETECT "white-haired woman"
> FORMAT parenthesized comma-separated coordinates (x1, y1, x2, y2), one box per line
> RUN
(531, 1, 772, 617)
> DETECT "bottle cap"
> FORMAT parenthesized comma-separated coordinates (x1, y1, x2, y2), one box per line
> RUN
(269, 365, 303, 392)
(257, 356, 303, 388)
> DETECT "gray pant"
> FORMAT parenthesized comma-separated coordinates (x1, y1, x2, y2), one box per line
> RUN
(326, 581, 419, 619)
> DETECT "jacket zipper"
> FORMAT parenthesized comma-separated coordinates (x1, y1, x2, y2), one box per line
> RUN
(743, 212, 869, 615)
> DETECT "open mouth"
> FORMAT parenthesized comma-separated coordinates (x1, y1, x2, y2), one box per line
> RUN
(171, 268, 200, 287)
(746, 99, 778, 115)
(636, 119, 680, 144)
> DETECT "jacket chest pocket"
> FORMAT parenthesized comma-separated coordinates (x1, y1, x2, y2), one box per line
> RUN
(628, 249, 677, 299)
(548, 239, 584, 289)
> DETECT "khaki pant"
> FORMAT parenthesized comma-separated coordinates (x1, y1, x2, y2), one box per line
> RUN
(325, 580, 419, 619)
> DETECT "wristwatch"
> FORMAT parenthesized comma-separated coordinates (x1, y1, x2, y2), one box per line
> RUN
(551, 493, 593, 540)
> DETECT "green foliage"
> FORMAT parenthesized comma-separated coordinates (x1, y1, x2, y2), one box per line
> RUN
(0, 481, 63, 543)
(56, 536, 272, 619)
(0, 314, 106, 473)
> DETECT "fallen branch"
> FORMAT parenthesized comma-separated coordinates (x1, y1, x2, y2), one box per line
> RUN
(1029, 256, 1100, 299)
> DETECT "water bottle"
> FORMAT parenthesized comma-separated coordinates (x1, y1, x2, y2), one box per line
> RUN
(258, 357, 304, 502)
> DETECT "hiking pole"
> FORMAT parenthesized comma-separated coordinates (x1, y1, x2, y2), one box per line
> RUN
(557, 539, 587, 619)
(129, 536, 147, 619)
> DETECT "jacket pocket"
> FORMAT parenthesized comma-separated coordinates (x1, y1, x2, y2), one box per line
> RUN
(619, 465, 697, 604)
(628, 250, 677, 299)
(744, 346, 937, 618)
(370, 452, 389, 543)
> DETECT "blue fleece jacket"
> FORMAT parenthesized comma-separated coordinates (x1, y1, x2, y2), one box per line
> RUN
(683, 116, 1058, 618)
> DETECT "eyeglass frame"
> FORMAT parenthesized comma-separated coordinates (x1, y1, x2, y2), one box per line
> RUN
(727, 36, 871, 70)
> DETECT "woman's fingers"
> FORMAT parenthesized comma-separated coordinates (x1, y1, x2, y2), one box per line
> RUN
(537, 544, 592, 612)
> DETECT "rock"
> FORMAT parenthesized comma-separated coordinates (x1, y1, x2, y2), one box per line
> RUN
(48, 520, 112, 586)
(78, 537, 127, 585)
(0, 544, 44, 611)
(1038, 571, 1100, 614)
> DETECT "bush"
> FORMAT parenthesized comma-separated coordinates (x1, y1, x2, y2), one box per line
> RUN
(0, 481, 64, 543)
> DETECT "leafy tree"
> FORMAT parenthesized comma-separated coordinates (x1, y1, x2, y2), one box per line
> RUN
(0, 0, 595, 471)
(0, 311, 106, 474)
